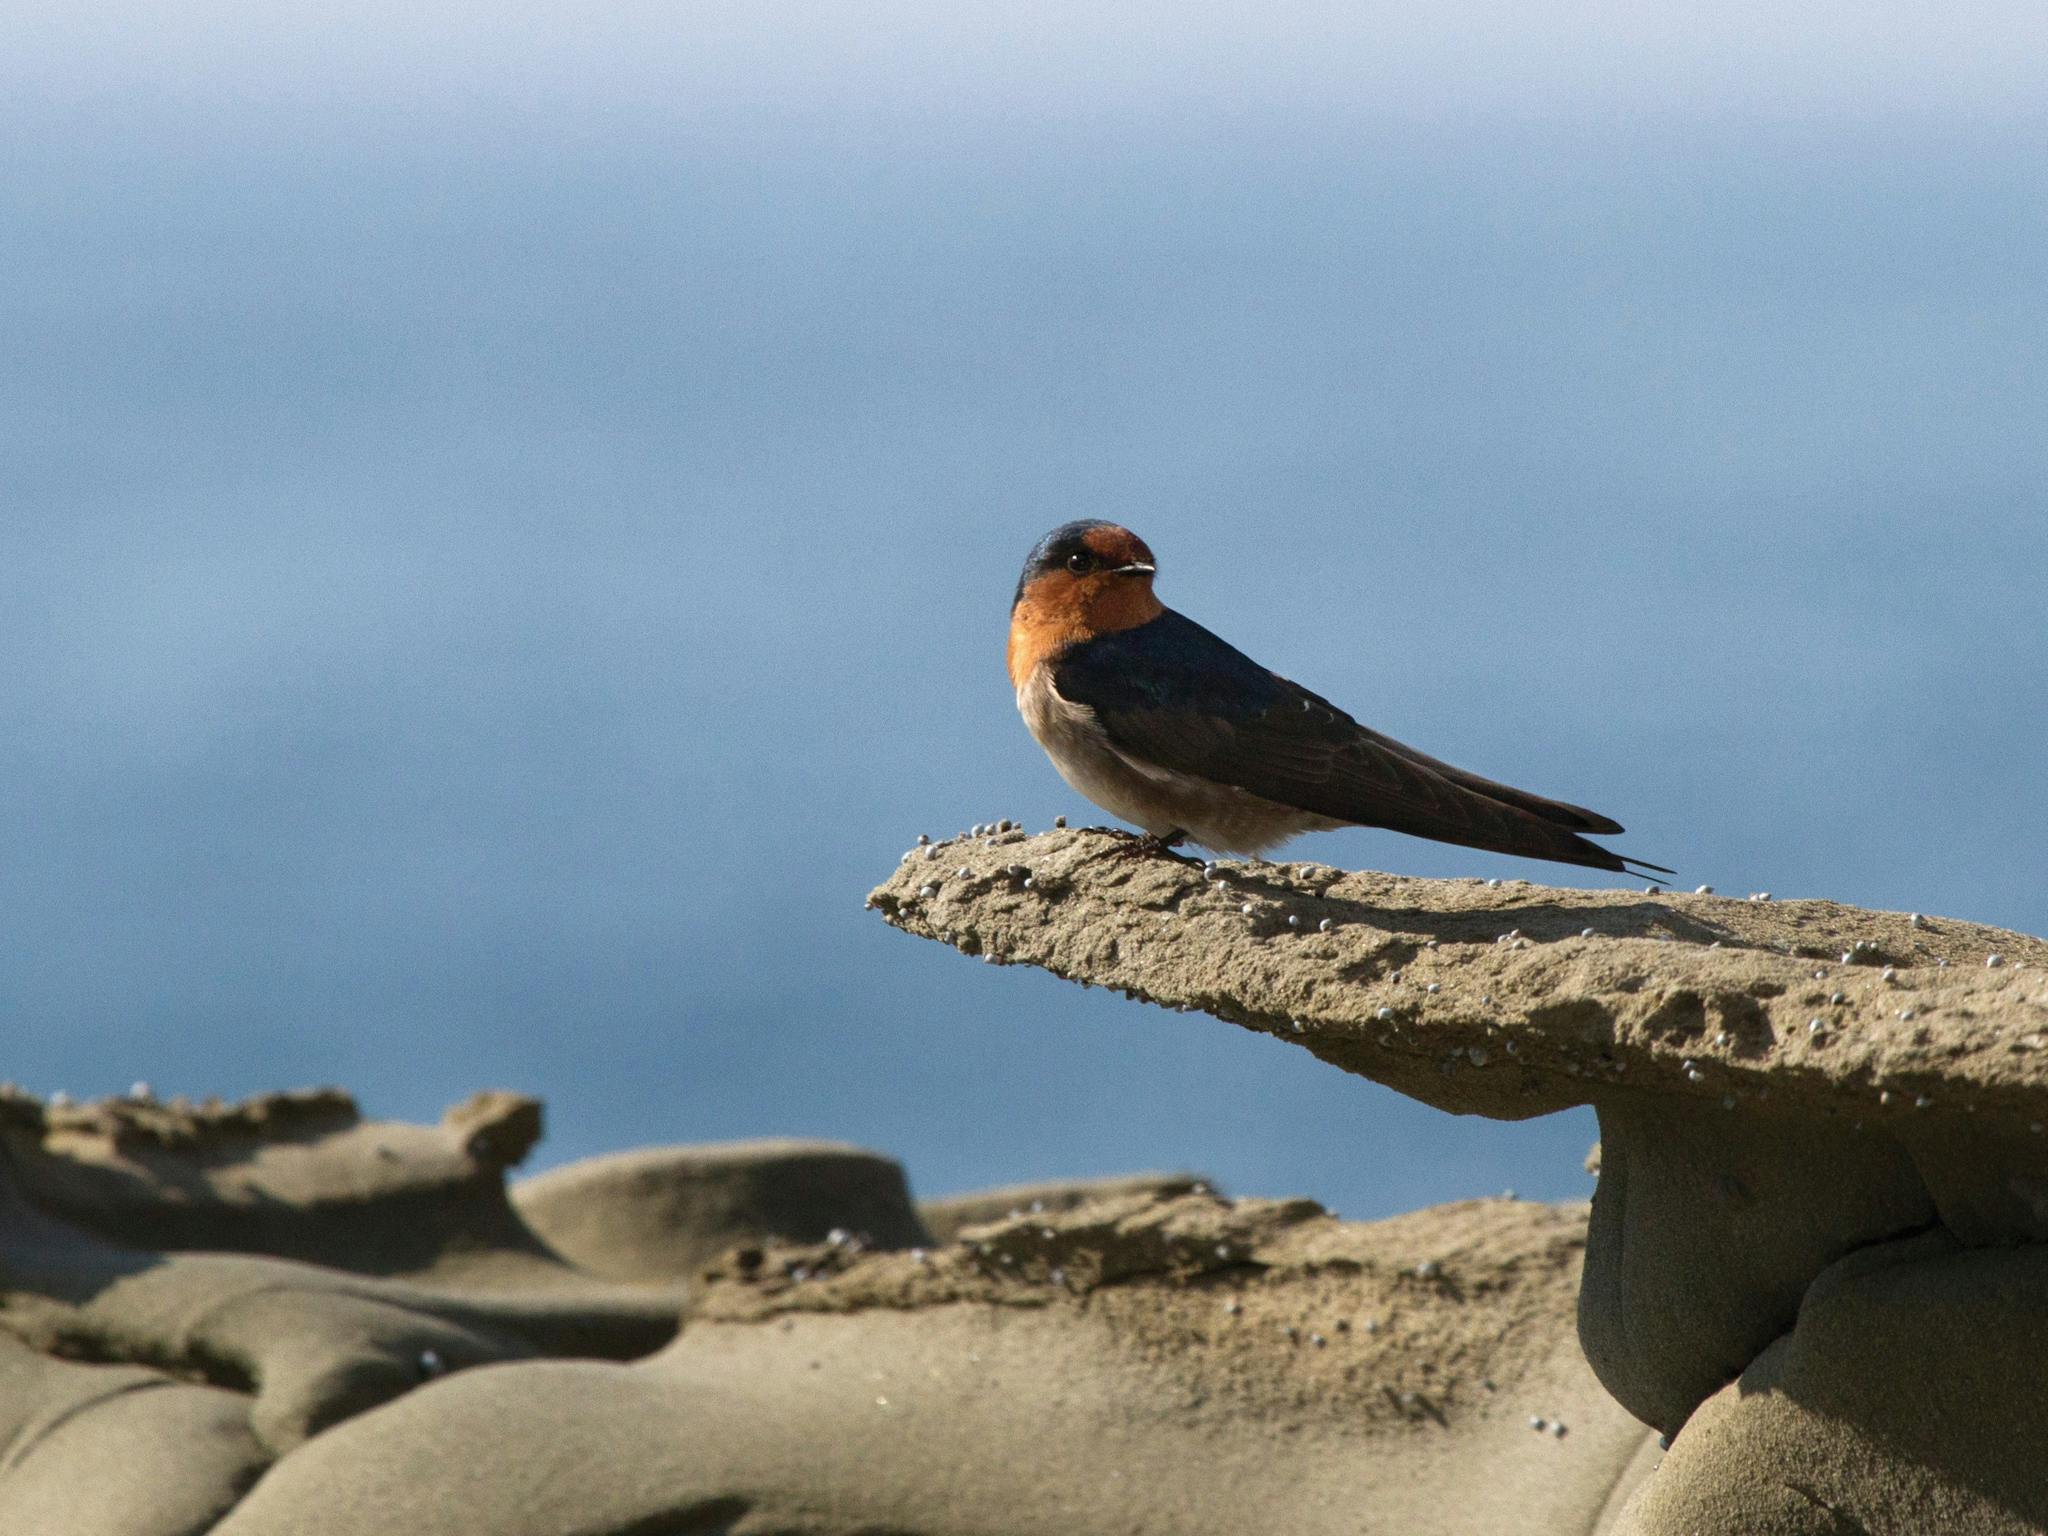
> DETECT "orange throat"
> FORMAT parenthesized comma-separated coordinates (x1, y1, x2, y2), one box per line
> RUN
(1006, 575, 1163, 690)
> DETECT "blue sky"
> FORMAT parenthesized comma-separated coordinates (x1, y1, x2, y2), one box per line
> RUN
(3, 5, 2044, 1219)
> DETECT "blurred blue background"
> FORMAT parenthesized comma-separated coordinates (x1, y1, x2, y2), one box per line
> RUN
(4, 3, 2044, 1220)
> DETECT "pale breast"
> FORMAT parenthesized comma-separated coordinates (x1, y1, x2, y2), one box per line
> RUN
(1014, 666, 1340, 856)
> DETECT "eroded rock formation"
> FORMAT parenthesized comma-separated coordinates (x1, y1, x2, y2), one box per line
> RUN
(870, 826, 2048, 1531)
(0, 1085, 1649, 1534)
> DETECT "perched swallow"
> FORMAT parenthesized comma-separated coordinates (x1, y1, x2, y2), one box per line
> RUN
(1008, 521, 1671, 877)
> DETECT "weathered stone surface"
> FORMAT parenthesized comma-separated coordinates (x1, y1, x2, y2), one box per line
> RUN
(0, 1332, 265, 1536)
(919, 1170, 1208, 1244)
(1614, 1233, 2048, 1534)
(0, 1091, 681, 1458)
(513, 1139, 931, 1284)
(2, 1086, 564, 1280)
(869, 828, 2048, 1442)
(216, 1191, 1656, 1536)
(870, 829, 2048, 1126)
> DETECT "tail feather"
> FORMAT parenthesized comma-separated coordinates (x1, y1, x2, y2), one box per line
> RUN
(1347, 773, 1670, 881)
(1359, 726, 1626, 835)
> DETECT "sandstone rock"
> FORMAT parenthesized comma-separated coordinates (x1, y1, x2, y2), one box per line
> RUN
(0, 1332, 265, 1536)
(2, 1085, 563, 1281)
(215, 1192, 1656, 1536)
(1615, 1232, 2048, 1534)
(513, 1139, 929, 1284)
(918, 1170, 1208, 1244)
(869, 828, 2048, 1440)
(0, 1090, 680, 1458)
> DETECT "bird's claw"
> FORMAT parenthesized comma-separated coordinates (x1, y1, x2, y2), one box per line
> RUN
(1089, 828, 1204, 868)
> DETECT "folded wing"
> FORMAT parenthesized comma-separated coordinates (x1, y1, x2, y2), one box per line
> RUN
(1052, 611, 1668, 877)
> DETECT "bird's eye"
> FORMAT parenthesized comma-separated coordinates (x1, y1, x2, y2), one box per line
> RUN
(1065, 551, 1094, 574)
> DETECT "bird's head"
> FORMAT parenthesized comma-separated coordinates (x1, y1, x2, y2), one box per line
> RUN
(1007, 522, 1164, 686)
(1012, 521, 1161, 624)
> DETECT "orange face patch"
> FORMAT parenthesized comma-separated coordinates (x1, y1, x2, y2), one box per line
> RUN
(1006, 542, 1164, 688)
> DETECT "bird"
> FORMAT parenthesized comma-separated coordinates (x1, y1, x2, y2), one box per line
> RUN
(1007, 520, 1671, 878)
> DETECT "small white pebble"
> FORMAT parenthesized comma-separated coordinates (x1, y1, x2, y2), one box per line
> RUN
(1915, 1094, 1932, 1109)
(1318, 918, 1332, 932)
(127, 1081, 153, 1100)
(919, 884, 937, 898)
(1241, 902, 1255, 915)
(1900, 1008, 1917, 1021)
(1529, 1416, 1547, 1432)
(1486, 878, 1501, 888)
(418, 1348, 445, 1377)
(1580, 927, 1595, 938)
(1881, 966, 1896, 982)
(1426, 982, 1440, 994)
(1288, 914, 1301, 928)
(1910, 913, 1925, 927)
(1988, 954, 2005, 968)
(1808, 1018, 1825, 1034)
(1831, 991, 1846, 1005)
(1694, 885, 1714, 895)
(1376, 1007, 1394, 1021)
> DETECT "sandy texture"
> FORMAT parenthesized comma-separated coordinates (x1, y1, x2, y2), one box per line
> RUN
(217, 1190, 1655, 1535)
(514, 1138, 930, 1283)
(1617, 1229, 2048, 1533)
(870, 829, 2048, 1124)
(0, 1088, 680, 1470)
(918, 1170, 1208, 1244)
(870, 827, 2048, 1515)
(0, 1331, 264, 1536)
(12, 1087, 1620, 1534)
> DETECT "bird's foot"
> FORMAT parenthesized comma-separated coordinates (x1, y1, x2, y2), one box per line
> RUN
(1093, 827, 1204, 867)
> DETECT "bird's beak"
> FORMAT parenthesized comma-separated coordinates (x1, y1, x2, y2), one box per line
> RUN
(1113, 562, 1156, 576)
